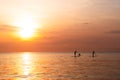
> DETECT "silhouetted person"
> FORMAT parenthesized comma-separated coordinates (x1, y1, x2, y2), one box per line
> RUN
(92, 51, 95, 57)
(74, 50, 77, 57)
(78, 53, 81, 57)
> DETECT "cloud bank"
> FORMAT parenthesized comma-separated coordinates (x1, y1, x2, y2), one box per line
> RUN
(107, 30, 120, 34)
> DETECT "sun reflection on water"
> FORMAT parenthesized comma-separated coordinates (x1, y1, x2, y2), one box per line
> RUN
(22, 53, 31, 65)
(21, 52, 32, 76)
(13, 52, 36, 80)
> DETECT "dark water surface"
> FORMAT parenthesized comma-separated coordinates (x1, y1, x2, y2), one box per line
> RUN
(0, 52, 120, 80)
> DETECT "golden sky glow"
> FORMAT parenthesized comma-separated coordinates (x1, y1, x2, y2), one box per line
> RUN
(0, 0, 120, 52)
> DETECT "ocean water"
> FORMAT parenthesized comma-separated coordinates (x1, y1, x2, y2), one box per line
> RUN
(0, 52, 120, 80)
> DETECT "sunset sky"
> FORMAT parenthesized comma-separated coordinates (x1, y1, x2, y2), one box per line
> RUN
(0, 0, 120, 52)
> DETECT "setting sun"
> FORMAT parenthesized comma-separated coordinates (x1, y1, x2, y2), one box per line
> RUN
(19, 28, 35, 39)
(12, 13, 39, 39)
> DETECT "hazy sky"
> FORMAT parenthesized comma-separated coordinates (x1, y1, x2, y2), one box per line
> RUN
(0, 0, 120, 52)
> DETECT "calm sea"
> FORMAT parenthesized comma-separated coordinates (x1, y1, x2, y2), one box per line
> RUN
(0, 52, 120, 80)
